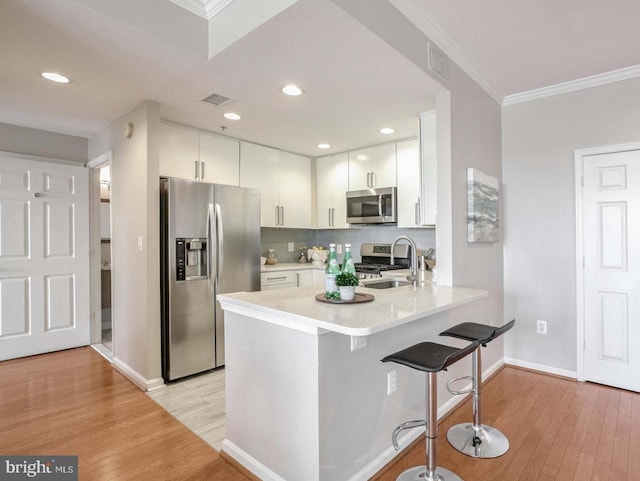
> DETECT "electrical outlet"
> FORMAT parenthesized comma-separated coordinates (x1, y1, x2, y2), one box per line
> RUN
(350, 335, 367, 352)
(336, 244, 343, 254)
(387, 370, 397, 395)
(536, 320, 547, 335)
(287, 242, 294, 252)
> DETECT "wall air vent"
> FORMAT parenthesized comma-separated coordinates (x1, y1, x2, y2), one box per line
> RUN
(202, 93, 232, 106)
(427, 41, 449, 83)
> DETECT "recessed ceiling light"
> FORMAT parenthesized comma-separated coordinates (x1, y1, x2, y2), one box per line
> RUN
(317, 143, 330, 149)
(224, 112, 241, 120)
(41, 72, 70, 84)
(282, 84, 303, 96)
(380, 127, 394, 134)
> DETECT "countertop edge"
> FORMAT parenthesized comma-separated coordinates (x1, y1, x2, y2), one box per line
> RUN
(218, 287, 488, 336)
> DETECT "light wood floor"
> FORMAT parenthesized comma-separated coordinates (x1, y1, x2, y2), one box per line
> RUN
(148, 368, 226, 451)
(374, 365, 640, 481)
(0, 347, 249, 481)
(1, 348, 638, 481)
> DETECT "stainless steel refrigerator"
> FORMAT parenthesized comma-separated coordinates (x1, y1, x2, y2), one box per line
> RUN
(160, 177, 260, 381)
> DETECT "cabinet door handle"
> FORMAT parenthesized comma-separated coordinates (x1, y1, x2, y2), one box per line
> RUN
(415, 199, 420, 226)
(200, 161, 205, 180)
(371, 171, 375, 188)
(328, 208, 332, 227)
(295, 273, 300, 287)
(280, 206, 284, 226)
(267, 276, 288, 281)
(331, 208, 335, 226)
(195, 160, 200, 180)
(275, 206, 280, 225)
(366, 172, 371, 188)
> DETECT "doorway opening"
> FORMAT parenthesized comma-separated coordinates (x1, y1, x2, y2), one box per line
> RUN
(88, 151, 114, 360)
(99, 164, 112, 352)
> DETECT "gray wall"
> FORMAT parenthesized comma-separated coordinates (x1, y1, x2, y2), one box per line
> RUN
(89, 101, 162, 386)
(0, 122, 87, 163)
(502, 76, 640, 373)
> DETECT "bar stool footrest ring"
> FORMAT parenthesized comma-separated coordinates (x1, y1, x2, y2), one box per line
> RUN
(446, 376, 474, 396)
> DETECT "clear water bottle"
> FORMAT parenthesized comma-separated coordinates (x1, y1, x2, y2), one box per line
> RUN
(341, 244, 356, 275)
(325, 244, 340, 299)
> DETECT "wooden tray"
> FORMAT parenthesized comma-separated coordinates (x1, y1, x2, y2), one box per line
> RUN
(315, 293, 374, 304)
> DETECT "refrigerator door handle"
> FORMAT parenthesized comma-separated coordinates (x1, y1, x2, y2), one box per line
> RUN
(215, 203, 224, 283)
(208, 203, 215, 292)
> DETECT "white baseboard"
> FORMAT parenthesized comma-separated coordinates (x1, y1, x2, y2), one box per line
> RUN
(112, 357, 166, 392)
(90, 343, 113, 362)
(222, 439, 287, 481)
(346, 427, 423, 481)
(505, 357, 577, 380)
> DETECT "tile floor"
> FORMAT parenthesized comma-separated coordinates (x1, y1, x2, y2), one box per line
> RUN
(147, 368, 226, 451)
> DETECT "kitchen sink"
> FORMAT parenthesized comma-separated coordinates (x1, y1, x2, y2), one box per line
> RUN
(363, 279, 411, 289)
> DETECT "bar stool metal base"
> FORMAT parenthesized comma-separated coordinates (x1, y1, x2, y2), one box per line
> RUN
(446, 423, 509, 458)
(396, 465, 463, 481)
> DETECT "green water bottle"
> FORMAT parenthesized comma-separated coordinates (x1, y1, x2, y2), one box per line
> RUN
(341, 244, 356, 275)
(325, 244, 340, 299)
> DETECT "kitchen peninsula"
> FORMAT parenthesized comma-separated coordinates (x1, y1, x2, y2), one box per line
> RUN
(218, 280, 487, 481)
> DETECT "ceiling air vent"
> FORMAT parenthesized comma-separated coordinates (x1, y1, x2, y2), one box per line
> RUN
(202, 93, 232, 106)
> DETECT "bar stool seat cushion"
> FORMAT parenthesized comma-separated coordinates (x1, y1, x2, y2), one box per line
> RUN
(440, 319, 515, 346)
(382, 341, 479, 373)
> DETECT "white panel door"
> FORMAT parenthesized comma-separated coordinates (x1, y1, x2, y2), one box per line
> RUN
(0, 157, 89, 361)
(582, 150, 640, 391)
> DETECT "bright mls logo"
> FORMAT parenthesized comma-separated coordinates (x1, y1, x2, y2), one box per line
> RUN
(0, 456, 77, 480)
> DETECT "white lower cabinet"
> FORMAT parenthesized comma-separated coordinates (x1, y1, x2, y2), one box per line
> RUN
(261, 269, 324, 290)
(261, 271, 296, 290)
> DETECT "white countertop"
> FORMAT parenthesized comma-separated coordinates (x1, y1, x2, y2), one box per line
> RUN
(218, 278, 488, 336)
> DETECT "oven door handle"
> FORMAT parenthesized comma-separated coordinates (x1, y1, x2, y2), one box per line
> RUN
(378, 194, 383, 218)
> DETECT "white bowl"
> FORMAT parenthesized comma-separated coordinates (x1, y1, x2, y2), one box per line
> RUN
(260, 256, 267, 265)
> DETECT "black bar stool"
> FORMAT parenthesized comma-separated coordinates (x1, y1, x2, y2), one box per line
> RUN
(382, 340, 479, 481)
(439, 319, 515, 458)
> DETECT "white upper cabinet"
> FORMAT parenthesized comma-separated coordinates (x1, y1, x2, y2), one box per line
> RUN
(315, 153, 349, 229)
(420, 111, 437, 226)
(240, 142, 311, 228)
(396, 138, 421, 228)
(159, 121, 240, 185)
(159, 121, 199, 180)
(279, 151, 312, 229)
(348, 143, 397, 191)
(240, 142, 280, 227)
(199, 131, 240, 185)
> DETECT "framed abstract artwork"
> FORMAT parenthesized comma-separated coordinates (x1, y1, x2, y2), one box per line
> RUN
(467, 167, 499, 242)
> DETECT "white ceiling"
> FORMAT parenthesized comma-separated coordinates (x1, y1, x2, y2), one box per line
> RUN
(2, 0, 639, 157)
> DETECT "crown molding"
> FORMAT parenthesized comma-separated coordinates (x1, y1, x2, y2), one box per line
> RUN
(390, 0, 503, 105)
(503, 64, 640, 107)
(169, 0, 234, 20)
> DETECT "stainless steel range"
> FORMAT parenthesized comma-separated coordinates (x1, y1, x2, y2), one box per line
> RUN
(354, 243, 411, 279)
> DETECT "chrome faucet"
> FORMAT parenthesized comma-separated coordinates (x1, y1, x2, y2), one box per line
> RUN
(391, 235, 418, 284)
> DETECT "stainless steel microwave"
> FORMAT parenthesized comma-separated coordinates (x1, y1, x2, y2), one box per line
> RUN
(346, 187, 397, 224)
